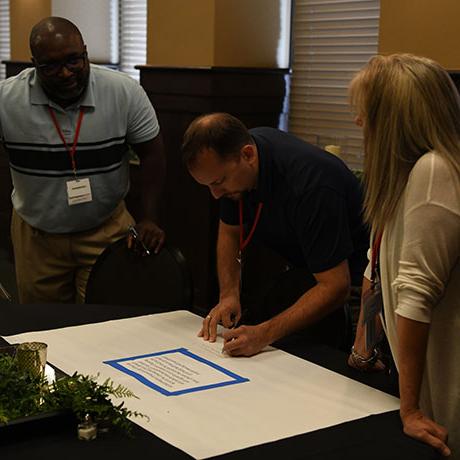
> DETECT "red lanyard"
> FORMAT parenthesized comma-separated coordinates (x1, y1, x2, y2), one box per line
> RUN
(370, 231, 383, 287)
(48, 106, 85, 176)
(239, 199, 263, 252)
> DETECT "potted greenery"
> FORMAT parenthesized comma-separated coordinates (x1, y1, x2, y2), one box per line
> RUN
(0, 352, 144, 437)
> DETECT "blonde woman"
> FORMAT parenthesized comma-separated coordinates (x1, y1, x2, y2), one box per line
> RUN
(349, 54, 460, 458)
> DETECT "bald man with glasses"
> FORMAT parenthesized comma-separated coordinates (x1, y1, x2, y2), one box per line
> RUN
(36, 51, 87, 77)
(0, 17, 166, 304)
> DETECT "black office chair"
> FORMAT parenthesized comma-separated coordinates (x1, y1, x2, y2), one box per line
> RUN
(85, 239, 193, 309)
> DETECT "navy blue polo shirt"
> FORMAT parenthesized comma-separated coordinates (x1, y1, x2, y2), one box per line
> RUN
(220, 127, 369, 285)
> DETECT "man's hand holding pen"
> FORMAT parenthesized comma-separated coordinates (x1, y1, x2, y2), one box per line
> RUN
(221, 323, 271, 357)
(199, 298, 271, 357)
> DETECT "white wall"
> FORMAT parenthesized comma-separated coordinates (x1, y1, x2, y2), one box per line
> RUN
(277, 0, 291, 68)
(52, 0, 118, 63)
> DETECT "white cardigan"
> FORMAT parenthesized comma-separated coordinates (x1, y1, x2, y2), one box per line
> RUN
(368, 152, 460, 458)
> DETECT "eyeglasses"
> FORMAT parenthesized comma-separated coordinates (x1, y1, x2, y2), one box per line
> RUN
(37, 52, 87, 77)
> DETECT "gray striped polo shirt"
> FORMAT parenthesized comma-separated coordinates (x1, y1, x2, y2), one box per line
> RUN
(0, 64, 159, 233)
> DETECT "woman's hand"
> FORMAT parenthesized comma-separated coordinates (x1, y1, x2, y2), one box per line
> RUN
(347, 345, 386, 372)
(401, 408, 451, 457)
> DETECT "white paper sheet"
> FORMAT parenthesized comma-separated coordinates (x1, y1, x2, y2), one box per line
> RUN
(4, 311, 399, 459)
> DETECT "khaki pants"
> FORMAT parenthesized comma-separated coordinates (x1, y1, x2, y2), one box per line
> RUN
(11, 202, 135, 304)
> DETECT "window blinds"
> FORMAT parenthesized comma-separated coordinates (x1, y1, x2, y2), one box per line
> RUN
(119, 0, 147, 80)
(0, 0, 10, 80)
(289, 0, 380, 168)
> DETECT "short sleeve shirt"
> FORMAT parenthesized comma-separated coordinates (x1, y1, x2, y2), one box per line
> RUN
(220, 127, 368, 285)
(0, 65, 159, 233)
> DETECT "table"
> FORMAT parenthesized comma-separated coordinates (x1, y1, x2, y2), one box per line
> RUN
(0, 303, 439, 460)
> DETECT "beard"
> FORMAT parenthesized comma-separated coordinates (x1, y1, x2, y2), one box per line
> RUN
(39, 68, 90, 105)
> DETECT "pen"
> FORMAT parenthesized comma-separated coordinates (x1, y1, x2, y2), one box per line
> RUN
(0, 281, 12, 302)
(128, 225, 151, 256)
(221, 319, 239, 354)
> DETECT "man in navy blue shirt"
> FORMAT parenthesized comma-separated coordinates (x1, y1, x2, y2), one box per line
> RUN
(183, 113, 368, 356)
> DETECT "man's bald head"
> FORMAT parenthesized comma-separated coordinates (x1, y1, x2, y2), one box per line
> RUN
(182, 113, 254, 167)
(29, 17, 89, 107)
(30, 17, 83, 57)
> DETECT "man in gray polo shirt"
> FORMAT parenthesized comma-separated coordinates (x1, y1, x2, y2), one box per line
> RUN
(0, 17, 166, 303)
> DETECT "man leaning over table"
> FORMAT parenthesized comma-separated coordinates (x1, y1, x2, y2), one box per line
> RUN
(0, 17, 166, 304)
(183, 113, 369, 357)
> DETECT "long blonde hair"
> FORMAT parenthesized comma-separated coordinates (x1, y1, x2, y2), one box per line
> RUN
(349, 54, 460, 235)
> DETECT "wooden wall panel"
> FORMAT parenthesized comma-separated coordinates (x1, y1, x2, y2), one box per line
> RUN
(379, 0, 460, 70)
(147, 0, 289, 68)
(10, 0, 51, 61)
(147, 0, 215, 67)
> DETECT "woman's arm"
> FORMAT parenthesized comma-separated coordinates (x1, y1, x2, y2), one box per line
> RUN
(393, 155, 460, 457)
(348, 276, 385, 371)
(397, 315, 450, 457)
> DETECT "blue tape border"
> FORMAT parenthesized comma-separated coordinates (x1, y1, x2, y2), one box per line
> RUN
(103, 348, 249, 396)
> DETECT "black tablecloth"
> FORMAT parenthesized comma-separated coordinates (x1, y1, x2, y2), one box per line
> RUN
(0, 303, 439, 460)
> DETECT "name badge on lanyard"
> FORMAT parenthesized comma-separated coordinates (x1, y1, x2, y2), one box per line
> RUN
(48, 106, 92, 206)
(66, 178, 92, 205)
(362, 232, 384, 351)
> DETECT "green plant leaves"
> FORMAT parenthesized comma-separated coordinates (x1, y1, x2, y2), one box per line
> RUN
(0, 354, 46, 423)
(0, 354, 145, 434)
